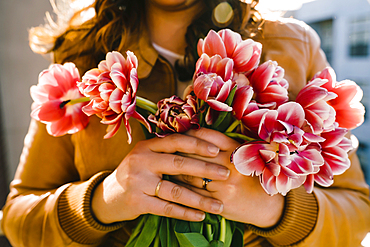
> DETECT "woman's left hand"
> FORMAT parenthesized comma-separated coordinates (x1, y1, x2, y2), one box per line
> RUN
(172, 127, 285, 228)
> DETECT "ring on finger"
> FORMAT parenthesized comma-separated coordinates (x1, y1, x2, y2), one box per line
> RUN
(155, 179, 163, 197)
(202, 178, 212, 190)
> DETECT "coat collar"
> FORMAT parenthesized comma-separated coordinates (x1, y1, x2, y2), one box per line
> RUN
(124, 24, 159, 80)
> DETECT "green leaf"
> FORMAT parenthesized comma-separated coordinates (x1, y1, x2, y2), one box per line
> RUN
(159, 217, 179, 247)
(230, 222, 245, 247)
(223, 132, 255, 142)
(132, 214, 161, 247)
(211, 85, 237, 130)
(203, 213, 220, 225)
(189, 221, 203, 233)
(225, 85, 237, 106)
(210, 240, 224, 247)
(125, 215, 147, 247)
(175, 220, 211, 247)
(198, 100, 208, 128)
(175, 232, 211, 247)
(211, 111, 231, 130)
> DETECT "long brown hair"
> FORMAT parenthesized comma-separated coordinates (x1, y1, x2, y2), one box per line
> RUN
(30, 0, 262, 76)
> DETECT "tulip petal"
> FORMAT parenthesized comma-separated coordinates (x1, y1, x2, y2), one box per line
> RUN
(104, 119, 122, 139)
(206, 99, 232, 112)
(232, 143, 267, 176)
(277, 102, 305, 128)
(31, 100, 65, 122)
(203, 30, 227, 57)
(260, 168, 278, 195)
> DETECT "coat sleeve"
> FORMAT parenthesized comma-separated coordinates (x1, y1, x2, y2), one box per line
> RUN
(2, 120, 123, 246)
(248, 20, 370, 246)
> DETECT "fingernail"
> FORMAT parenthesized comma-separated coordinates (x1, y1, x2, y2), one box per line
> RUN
(211, 201, 223, 213)
(208, 145, 219, 155)
(218, 167, 230, 178)
(196, 212, 205, 220)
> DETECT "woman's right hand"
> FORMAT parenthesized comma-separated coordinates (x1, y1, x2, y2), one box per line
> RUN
(91, 133, 231, 224)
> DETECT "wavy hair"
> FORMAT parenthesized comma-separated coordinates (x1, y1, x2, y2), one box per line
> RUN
(29, 0, 262, 76)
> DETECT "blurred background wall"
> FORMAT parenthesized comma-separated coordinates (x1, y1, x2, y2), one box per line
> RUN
(0, 1, 51, 245)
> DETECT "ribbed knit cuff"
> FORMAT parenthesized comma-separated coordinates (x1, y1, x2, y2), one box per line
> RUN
(248, 186, 318, 246)
(58, 171, 124, 244)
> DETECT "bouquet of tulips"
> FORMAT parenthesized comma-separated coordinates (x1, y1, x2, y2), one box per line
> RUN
(30, 28, 365, 246)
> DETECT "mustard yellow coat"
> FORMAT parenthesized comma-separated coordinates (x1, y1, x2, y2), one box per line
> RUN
(3, 16, 370, 247)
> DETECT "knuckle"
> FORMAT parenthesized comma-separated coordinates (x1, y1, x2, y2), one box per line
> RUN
(198, 196, 207, 209)
(196, 128, 207, 138)
(173, 156, 185, 169)
(163, 202, 174, 216)
(183, 175, 194, 183)
(171, 185, 183, 200)
(182, 208, 190, 219)
(125, 152, 141, 167)
(193, 138, 202, 149)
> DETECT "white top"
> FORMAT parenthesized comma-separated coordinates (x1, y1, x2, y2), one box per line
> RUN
(152, 43, 192, 97)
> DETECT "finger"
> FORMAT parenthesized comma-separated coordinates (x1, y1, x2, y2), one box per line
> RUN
(171, 175, 217, 192)
(179, 150, 235, 169)
(144, 196, 206, 222)
(154, 180, 223, 215)
(146, 152, 230, 180)
(186, 128, 239, 151)
(145, 133, 220, 157)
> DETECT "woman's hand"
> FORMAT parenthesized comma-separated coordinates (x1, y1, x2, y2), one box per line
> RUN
(91, 133, 231, 224)
(173, 128, 285, 228)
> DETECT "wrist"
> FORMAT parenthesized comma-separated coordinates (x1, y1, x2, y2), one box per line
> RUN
(254, 193, 285, 228)
(91, 171, 120, 224)
(91, 180, 111, 224)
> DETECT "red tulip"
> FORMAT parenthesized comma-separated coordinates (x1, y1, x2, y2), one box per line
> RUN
(148, 95, 199, 136)
(30, 63, 89, 137)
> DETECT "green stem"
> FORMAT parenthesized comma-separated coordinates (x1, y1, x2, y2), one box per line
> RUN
(136, 96, 158, 115)
(219, 217, 226, 243)
(206, 223, 213, 242)
(224, 132, 255, 142)
(153, 233, 160, 247)
(225, 119, 241, 133)
(68, 97, 90, 105)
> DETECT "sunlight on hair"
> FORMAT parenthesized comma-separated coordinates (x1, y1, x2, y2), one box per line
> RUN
(70, 0, 94, 9)
(70, 0, 95, 23)
(363, 233, 370, 247)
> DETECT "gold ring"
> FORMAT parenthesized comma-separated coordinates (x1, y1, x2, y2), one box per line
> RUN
(202, 178, 212, 190)
(155, 179, 163, 197)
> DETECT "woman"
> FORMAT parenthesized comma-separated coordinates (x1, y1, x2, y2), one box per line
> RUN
(2, 0, 370, 246)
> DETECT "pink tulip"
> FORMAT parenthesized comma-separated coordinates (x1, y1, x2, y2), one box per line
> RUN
(312, 68, 365, 129)
(197, 29, 262, 73)
(296, 77, 337, 134)
(303, 126, 352, 193)
(231, 102, 326, 195)
(247, 60, 289, 108)
(30, 63, 89, 137)
(78, 51, 151, 142)
(194, 53, 234, 82)
(232, 86, 254, 120)
(148, 95, 199, 136)
(193, 54, 234, 125)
